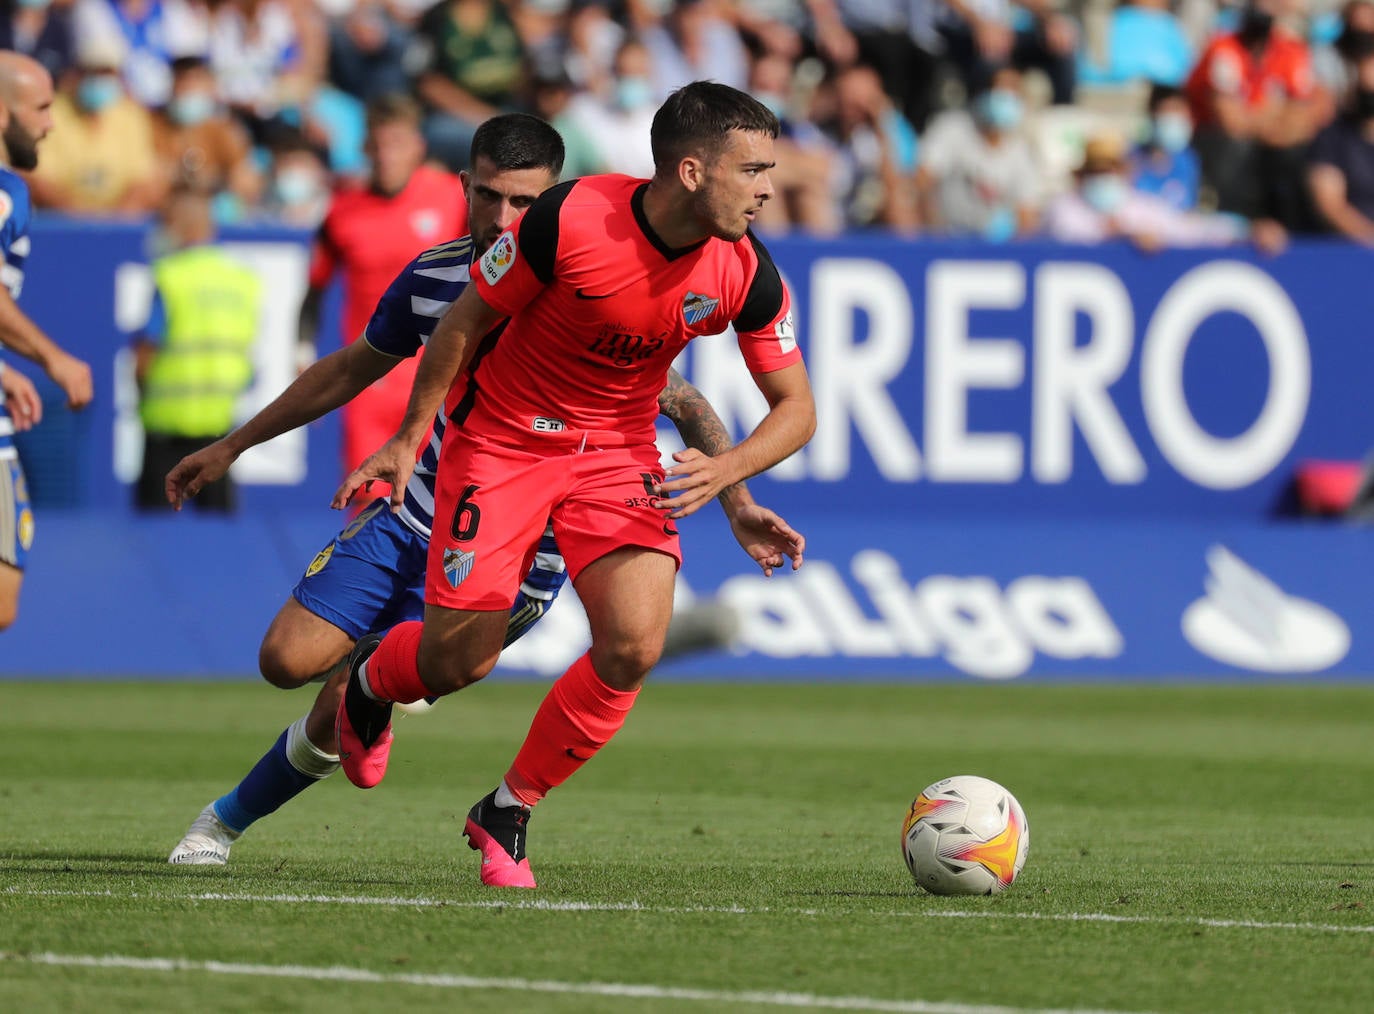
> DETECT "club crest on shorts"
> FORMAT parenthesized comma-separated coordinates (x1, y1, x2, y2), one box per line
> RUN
(305, 543, 334, 577)
(444, 547, 476, 588)
(682, 291, 719, 325)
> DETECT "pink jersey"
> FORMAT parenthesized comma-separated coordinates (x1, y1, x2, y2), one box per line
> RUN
(464, 174, 800, 444)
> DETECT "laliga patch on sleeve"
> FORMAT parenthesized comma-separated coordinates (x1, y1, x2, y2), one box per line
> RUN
(775, 310, 797, 354)
(0, 191, 12, 231)
(480, 231, 517, 285)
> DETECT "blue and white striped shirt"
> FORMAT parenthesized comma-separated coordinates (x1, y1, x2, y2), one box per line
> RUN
(362, 233, 565, 604)
(0, 167, 34, 462)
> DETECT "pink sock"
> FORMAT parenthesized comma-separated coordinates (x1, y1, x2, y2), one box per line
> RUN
(503, 653, 639, 806)
(362, 621, 430, 704)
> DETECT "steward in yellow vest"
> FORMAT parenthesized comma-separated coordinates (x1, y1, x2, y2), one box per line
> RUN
(134, 187, 261, 510)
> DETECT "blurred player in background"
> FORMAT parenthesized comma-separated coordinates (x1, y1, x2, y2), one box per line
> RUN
(334, 82, 813, 888)
(299, 94, 465, 498)
(165, 113, 787, 865)
(0, 50, 92, 631)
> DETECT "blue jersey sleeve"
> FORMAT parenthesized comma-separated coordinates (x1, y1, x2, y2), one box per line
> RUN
(361, 260, 425, 359)
(0, 170, 33, 300)
(363, 235, 476, 359)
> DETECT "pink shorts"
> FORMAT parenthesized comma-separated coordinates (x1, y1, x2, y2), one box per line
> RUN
(426, 427, 682, 611)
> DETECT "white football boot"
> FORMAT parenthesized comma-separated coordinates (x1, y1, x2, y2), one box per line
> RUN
(168, 804, 241, 865)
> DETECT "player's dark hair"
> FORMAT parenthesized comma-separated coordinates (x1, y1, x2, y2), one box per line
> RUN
(650, 81, 779, 173)
(470, 113, 566, 176)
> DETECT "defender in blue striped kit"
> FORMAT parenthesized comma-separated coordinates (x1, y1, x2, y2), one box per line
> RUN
(0, 53, 93, 630)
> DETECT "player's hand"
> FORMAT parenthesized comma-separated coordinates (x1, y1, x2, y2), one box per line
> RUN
(165, 440, 236, 510)
(333, 435, 416, 512)
(46, 352, 93, 410)
(655, 447, 739, 520)
(0, 368, 42, 431)
(726, 502, 805, 577)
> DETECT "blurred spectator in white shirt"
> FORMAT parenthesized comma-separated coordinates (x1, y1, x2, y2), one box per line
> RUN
(816, 62, 918, 230)
(749, 50, 841, 234)
(916, 65, 1042, 239)
(641, 0, 750, 99)
(72, 0, 207, 107)
(208, 0, 324, 138)
(562, 0, 625, 93)
(564, 35, 656, 177)
(1043, 130, 1288, 251)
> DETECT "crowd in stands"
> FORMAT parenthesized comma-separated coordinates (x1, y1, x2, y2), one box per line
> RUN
(7, 0, 1374, 246)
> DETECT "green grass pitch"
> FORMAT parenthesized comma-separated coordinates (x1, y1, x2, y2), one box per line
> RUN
(2, 679, 1371, 1013)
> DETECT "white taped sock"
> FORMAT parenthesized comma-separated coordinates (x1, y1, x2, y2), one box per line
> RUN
(285, 716, 341, 779)
(493, 780, 525, 810)
(356, 657, 381, 701)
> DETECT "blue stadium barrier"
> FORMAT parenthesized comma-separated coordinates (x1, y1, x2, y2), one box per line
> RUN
(3, 221, 1371, 680)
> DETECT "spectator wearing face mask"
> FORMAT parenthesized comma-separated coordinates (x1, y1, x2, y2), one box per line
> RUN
(1130, 82, 1201, 211)
(1043, 130, 1287, 252)
(915, 65, 1042, 240)
(260, 128, 331, 228)
(564, 37, 658, 178)
(151, 55, 263, 219)
(1307, 48, 1374, 242)
(26, 37, 160, 215)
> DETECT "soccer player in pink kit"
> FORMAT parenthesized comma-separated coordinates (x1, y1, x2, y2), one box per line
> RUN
(334, 82, 815, 888)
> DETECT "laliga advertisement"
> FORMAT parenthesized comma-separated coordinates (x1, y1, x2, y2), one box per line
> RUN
(5, 227, 1374, 678)
(498, 239, 1374, 681)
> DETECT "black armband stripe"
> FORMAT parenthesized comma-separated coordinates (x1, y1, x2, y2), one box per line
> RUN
(734, 230, 786, 335)
(518, 179, 577, 284)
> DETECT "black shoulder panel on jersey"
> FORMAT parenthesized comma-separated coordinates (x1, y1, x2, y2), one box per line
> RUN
(517, 179, 578, 284)
(733, 230, 786, 334)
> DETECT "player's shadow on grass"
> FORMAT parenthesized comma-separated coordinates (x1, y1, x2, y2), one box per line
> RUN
(0, 852, 423, 890)
(797, 889, 919, 899)
(2, 849, 199, 868)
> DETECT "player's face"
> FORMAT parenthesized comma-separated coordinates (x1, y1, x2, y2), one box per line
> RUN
(461, 155, 559, 254)
(1, 65, 54, 172)
(693, 129, 776, 242)
(366, 120, 425, 195)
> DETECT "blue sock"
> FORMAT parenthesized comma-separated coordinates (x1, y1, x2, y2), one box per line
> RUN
(212, 720, 337, 833)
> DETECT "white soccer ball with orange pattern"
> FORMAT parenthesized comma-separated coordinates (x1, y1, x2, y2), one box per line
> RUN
(902, 775, 1029, 895)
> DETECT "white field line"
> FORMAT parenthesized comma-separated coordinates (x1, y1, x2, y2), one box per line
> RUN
(5, 886, 1374, 936)
(0, 951, 1142, 1014)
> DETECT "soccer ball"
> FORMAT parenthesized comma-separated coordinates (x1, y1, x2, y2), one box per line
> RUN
(901, 775, 1029, 895)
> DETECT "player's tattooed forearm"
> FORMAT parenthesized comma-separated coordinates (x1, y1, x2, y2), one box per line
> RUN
(659, 368, 733, 457)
